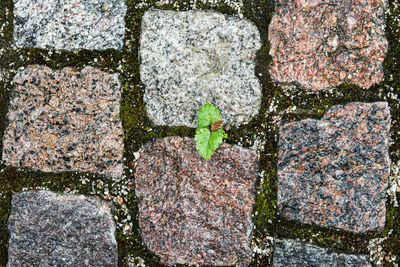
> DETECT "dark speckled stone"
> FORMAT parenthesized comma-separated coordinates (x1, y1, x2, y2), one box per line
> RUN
(278, 102, 390, 233)
(273, 239, 371, 266)
(7, 190, 117, 266)
(135, 136, 258, 266)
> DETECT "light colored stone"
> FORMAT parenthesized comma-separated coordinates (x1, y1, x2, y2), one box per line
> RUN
(13, 0, 126, 50)
(140, 9, 261, 127)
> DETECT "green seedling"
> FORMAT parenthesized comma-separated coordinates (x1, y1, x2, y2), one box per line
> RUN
(194, 103, 227, 161)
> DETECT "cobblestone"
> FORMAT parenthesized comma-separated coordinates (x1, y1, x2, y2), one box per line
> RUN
(269, 0, 387, 90)
(135, 136, 258, 266)
(140, 9, 261, 127)
(278, 102, 390, 232)
(7, 190, 117, 266)
(273, 239, 371, 266)
(2, 65, 124, 178)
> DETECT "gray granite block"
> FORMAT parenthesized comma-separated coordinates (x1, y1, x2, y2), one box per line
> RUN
(273, 239, 371, 266)
(13, 0, 126, 50)
(135, 136, 258, 266)
(269, 0, 387, 91)
(7, 190, 117, 266)
(2, 65, 124, 178)
(278, 102, 390, 233)
(140, 9, 262, 127)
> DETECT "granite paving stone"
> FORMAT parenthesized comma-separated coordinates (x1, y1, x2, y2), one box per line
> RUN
(2, 65, 124, 178)
(7, 190, 117, 266)
(13, 0, 127, 50)
(278, 102, 390, 232)
(140, 9, 262, 127)
(269, 0, 388, 91)
(135, 136, 258, 266)
(273, 239, 371, 266)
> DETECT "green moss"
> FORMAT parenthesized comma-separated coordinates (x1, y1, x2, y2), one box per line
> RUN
(380, 197, 400, 266)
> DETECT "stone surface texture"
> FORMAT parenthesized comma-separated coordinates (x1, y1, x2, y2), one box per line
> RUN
(273, 239, 371, 266)
(278, 102, 390, 232)
(269, 0, 388, 91)
(2, 65, 124, 178)
(135, 136, 258, 266)
(13, 0, 126, 50)
(140, 9, 261, 127)
(7, 190, 117, 266)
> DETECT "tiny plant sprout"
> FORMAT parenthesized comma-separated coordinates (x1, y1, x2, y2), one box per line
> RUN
(194, 103, 228, 161)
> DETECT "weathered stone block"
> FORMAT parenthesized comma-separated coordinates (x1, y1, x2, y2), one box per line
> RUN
(269, 0, 388, 90)
(7, 190, 117, 266)
(278, 102, 390, 232)
(13, 0, 126, 50)
(140, 9, 261, 127)
(135, 136, 258, 266)
(273, 239, 371, 266)
(2, 65, 124, 178)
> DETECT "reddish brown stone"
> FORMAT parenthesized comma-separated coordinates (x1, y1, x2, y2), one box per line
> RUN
(135, 137, 258, 266)
(278, 102, 390, 233)
(269, 0, 388, 91)
(2, 65, 124, 178)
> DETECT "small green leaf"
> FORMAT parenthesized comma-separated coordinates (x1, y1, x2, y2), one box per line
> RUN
(195, 127, 212, 160)
(209, 128, 225, 151)
(197, 103, 222, 127)
(194, 104, 227, 161)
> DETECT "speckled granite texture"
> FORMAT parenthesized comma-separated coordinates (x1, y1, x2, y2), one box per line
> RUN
(13, 0, 126, 50)
(273, 239, 371, 266)
(2, 65, 124, 178)
(140, 9, 261, 127)
(135, 136, 258, 266)
(7, 190, 117, 266)
(269, 0, 388, 91)
(278, 102, 390, 232)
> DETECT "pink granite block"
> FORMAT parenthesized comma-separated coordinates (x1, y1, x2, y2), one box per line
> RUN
(269, 0, 388, 91)
(135, 136, 258, 266)
(2, 65, 124, 178)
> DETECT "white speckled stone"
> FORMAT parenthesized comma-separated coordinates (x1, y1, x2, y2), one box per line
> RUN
(140, 9, 261, 127)
(13, 0, 127, 50)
